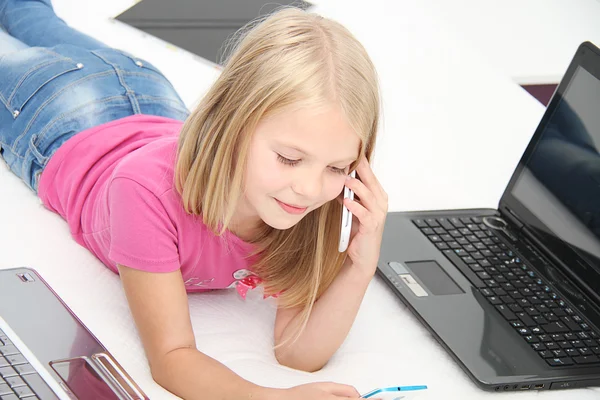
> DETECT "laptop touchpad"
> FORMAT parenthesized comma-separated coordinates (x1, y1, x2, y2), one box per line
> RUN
(406, 260, 464, 295)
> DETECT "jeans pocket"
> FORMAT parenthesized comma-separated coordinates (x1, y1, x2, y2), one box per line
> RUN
(0, 48, 83, 117)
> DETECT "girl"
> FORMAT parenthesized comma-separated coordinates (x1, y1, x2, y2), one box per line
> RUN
(0, 1, 387, 399)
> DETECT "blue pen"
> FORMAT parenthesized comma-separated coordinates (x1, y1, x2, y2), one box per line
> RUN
(361, 385, 427, 398)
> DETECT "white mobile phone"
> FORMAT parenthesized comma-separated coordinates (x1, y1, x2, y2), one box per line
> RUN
(338, 170, 356, 252)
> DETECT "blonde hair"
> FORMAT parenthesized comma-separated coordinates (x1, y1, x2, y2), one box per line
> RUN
(175, 6, 379, 344)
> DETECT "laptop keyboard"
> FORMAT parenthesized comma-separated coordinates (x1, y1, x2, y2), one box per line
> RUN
(0, 329, 52, 399)
(413, 216, 600, 368)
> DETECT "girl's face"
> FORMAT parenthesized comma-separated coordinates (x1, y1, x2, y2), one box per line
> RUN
(241, 105, 360, 233)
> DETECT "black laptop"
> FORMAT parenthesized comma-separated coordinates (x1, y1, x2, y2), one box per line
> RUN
(377, 41, 600, 392)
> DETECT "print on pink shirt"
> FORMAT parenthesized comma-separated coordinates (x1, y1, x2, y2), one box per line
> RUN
(228, 269, 280, 300)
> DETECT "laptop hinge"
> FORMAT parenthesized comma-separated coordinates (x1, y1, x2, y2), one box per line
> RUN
(499, 205, 525, 232)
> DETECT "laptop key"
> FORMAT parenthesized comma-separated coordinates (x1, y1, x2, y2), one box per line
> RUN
(12, 385, 33, 398)
(437, 218, 454, 230)
(517, 328, 531, 335)
(579, 347, 593, 356)
(508, 304, 522, 313)
(561, 317, 581, 332)
(12, 364, 35, 376)
(448, 230, 462, 238)
(21, 374, 56, 400)
(1, 394, 19, 400)
(508, 290, 523, 299)
(537, 334, 551, 342)
(435, 242, 449, 250)
(525, 307, 540, 316)
(413, 219, 428, 228)
(546, 357, 573, 366)
(546, 342, 560, 350)
(449, 217, 464, 228)
(571, 340, 585, 348)
(517, 312, 536, 327)
(495, 305, 517, 320)
(565, 348, 580, 357)
(487, 296, 502, 306)
(538, 350, 553, 359)
(4, 376, 24, 389)
(0, 383, 13, 395)
(4, 356, 25, 367)
(552, 349, 567, 358)
(564, 333, 577, 341)
(0, 367, 17, 379)
(553, 308, 567, 317)
(542, 322, 569, 334)
(531, 327, 544, 335)
(529, 296, 542, 305)
(425, 218, 440, 228)
(532, 343, 546, 351)
(581, 323, 592, 331)
(525, 335, 539, 344)
(0, 358, 8, 368)
(573, 355, 600, 365)
(484, 279, 499, 288)
(0, 347, 18, 357)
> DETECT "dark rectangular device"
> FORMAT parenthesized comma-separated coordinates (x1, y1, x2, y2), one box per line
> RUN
(378, 42, 600, 392)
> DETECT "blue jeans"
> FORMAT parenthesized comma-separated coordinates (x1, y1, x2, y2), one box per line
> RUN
(0, 0, 190, 193)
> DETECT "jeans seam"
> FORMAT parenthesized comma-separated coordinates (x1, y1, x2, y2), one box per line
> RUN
(10, 69, 115, 151)
(1, 48, 75, 109)
(19, 145, 32, 186)
(92, 51, 140, 114)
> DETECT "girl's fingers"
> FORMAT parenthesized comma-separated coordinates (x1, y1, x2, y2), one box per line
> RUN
(345, 176, 378, 213)
(344, 196, 369, 226)
(355, 157, 383, 194)
(354, 157, 388, 209)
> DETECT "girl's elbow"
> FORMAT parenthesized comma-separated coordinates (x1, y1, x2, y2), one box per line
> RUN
(274, 348, 326, 372)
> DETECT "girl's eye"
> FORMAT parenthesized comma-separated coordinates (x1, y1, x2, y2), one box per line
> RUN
(330, 167, 347, 175)
(277, 154, 300, 166)
(277, 154, 346, 174)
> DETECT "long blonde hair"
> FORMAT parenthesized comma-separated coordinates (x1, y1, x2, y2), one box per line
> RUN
(175, 6, 379, 341)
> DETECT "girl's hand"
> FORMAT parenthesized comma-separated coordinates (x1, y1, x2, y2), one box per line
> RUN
(340, 156, 388, 277)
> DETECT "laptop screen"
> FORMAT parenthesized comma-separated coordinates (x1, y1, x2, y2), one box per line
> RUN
(504, 43, 600, 297)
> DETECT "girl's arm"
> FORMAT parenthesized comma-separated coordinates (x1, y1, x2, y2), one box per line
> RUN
(117, 265, 272, 399)
(273, 261, 372, 372)
(274, 157, 388, 372)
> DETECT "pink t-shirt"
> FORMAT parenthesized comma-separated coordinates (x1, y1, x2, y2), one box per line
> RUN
(38, 114, 258, 293)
